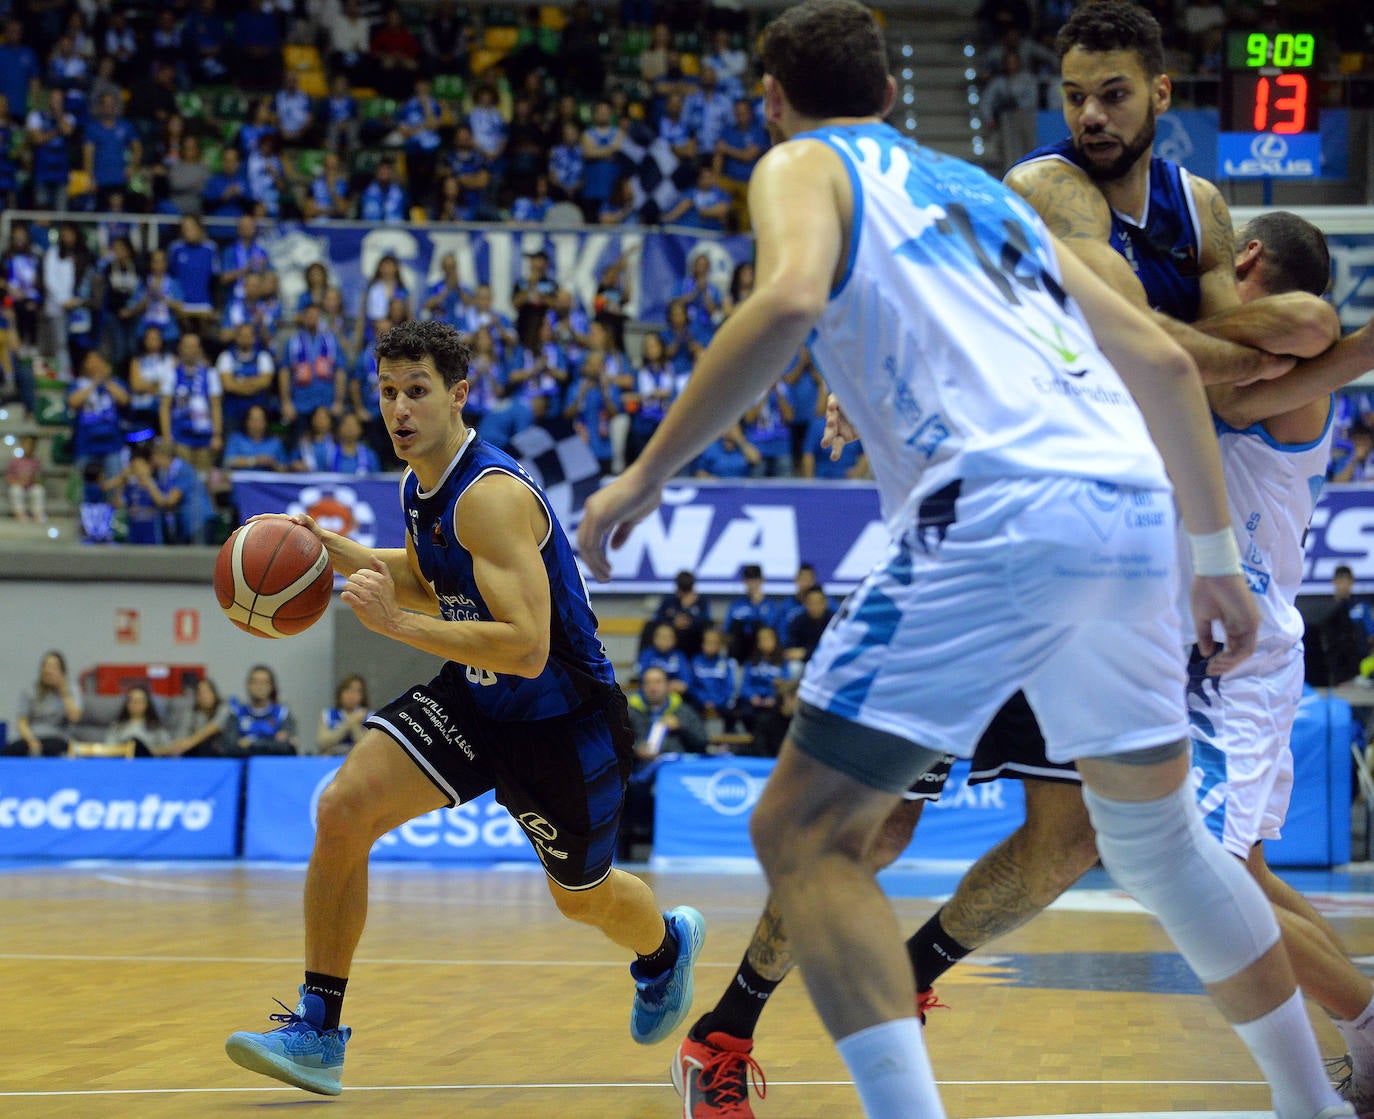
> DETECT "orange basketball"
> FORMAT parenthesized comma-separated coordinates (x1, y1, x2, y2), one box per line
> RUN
(214, 520, 333, 638)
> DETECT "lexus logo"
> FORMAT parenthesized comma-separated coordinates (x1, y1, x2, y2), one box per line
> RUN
(1251, 134, 1289, 161)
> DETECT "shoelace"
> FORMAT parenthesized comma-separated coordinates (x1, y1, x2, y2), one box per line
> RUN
(917, 990, 950, 1024)
(266, 998, 316, 1032)
(698, 1045, 767, 1110)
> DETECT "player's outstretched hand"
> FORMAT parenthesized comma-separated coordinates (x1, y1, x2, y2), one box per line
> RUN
(577, 469, 664, 583)
(1191, 573, 1259, 674)
(341, 555, 402, 635)
(821, 393, 858, 461)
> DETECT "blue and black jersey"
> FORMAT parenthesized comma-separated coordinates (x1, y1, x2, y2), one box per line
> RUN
(403, 430, 616, 722)
(1009, 137, 1203, 323)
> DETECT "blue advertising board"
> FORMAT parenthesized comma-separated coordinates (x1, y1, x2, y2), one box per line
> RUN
(1266, 688, 1353, 867)
(1218, 132, 1322, 179)
(0, 759, 242, 858)
(653, 754, 1027, 862)
(242, 757, 541, 864)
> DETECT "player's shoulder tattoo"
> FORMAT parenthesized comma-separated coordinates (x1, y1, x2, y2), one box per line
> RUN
(1004, 158, 1111, 243)
(1191, 175, 1236, 269)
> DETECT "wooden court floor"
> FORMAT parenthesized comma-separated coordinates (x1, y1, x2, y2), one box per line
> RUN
(1, 859, 1372, 1118)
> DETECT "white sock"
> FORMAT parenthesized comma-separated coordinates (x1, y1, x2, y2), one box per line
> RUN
(1234, 990, 1343, 1119)
(835, 1017, 945, 1119)
(1335, 988, 1374, 1079)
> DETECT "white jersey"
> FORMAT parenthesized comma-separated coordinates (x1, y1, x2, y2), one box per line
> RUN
(1178, 404, 1334, 652)
(800, 122, 1171, 533)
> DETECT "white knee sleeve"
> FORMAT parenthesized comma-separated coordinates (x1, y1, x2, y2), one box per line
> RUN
(1082, 781, 1279, 985)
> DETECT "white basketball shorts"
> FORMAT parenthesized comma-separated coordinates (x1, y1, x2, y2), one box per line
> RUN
(798, 475, 1190, 788)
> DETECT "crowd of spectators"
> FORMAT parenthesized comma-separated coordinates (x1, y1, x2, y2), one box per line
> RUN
(5, 648, 371, 759)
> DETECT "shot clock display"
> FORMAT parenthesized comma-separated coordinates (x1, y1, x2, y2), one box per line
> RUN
(1222, 30, 1320, 135)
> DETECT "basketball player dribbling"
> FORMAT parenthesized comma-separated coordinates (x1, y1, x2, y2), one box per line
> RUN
(578, 3, 1352, 1117)
(224, 319, 704, 1096)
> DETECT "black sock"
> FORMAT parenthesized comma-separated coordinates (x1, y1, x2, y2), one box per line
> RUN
(690, 957, 781, 1042)
(634, 916, 677, 979)
(906, 908, 970, 992)
(303, 971, 349, 1031)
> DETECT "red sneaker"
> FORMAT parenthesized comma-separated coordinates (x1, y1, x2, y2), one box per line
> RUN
(671, 1030, 767, 1118)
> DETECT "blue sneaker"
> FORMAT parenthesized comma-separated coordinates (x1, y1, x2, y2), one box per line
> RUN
(225, 991, 351, 1096)
(630, 906, 705, 1045)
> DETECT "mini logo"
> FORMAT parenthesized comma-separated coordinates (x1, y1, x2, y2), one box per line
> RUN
(682, 768, 767, 816)
(1252, 133, 1288, 161)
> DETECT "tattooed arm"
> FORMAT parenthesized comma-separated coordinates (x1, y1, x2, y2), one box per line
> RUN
(1006, 161, 1295, 386)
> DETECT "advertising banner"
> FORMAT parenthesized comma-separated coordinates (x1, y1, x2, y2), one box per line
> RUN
(0, 759, 242, 858)
(1266, 688, 1353, 867)
(653, 755, 1027, 862)
(242, 757, 541, 864)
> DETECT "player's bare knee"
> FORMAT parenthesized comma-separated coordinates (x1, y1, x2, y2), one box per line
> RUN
(866, 799, 922, 872)
(548, 881, 601, 924)
(315, 772, 389, 842)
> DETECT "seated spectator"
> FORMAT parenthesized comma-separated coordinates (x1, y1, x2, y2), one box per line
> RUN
(323, 73, 360, 155)
(167, 216, 219, 333)
(446, 124, 493, 220)
(166, 136, 213, 218)
(246, 132, 287, 218)
(628, 666, 708, 758)
(223, 403, 289, 472)
(149, 437, 213, 544)
(170, 677, 233, 757)
(27, 87, 76, 213)
(423, 252, 469, 323)
(300, 150, 351, 222)
(548, 121, 585, 204)
(715, 99, 768, 226)
(294, 405, 338, 473)
(79, 460, 117, 542)
(636, 622, 693, 695)
(652, 570, 711, 659)
(328, 412, 380, 475)
(737, 625, 786, 733)
(68, 350, 128, 482)
(6, 434, 45, 522)
(204, 146, 253, 219)
(297, 263, 331, 314)
(507, 317, 570, 407)
(464, 328, 506, 427)
(132, 248, 184, 345)
(780, 347, 824, 467)
(84, 92, 142, 211)
(275, 70, 316, 147)
(371, 7, 421, 98)
(148, 10, 184, 75)
(479, 394, 535, 457)
(280, 303, 345, 431)
(9, 650, 82, 757)
(689, 626, 740, 727)
(107, 685, 171, 757)
(469, 84, 508, 165)
(579, 101, 624, 221)
(663, 165, 732, 232)
(750, 678, 799, 759)
(399, 76, 445, 207)
(724, 563, 781, 663)
(220, 272, 282, 351)
(628, 342, 678, 466)
(685, 64, 734, 155)
(512, 250, 559, 348)
(659, 92, 698, 173)
(563, 349, 620, 474)
(706, 29, 749, 96)
(161, 333, 221, 471)
(512, 175, 554, 223)
(676, 254, 724, 329)
(694, 425, 760, 479)
(459, 283, 519, 360)
(742, 384, 794, 477)
(784, 585, 835, 667)
(223, 216, 271, 298)
(47, 34, 89, 119)
(320, 287, 354, 350)
(127, 325, 174, 439)
(318, 674, 370, 756)
(1331, 425, 1374, 483)
(661, 300, 710, 380)
(41, 223, 94, 379)
(2, 224, 41, 356)
(362, 255, 409, 344)
(230, 664, 298, 756)
(216, 323, 276, 431)
(547, 288, 592, 359)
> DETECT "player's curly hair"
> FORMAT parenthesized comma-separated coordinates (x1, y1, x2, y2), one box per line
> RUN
(759, 0, 889, 121)
(374, 319, 473, 388)
(1055, 1, 1165, 80)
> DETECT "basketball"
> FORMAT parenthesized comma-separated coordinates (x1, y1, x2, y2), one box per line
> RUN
(214, 520, 334, 639)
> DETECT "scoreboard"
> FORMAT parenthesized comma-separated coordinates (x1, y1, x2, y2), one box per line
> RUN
(1219, 30, 1321, 178)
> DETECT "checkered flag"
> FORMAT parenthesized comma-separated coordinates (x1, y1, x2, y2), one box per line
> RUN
(511, 424, 603, 529)
(617, 122, 694, 224)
